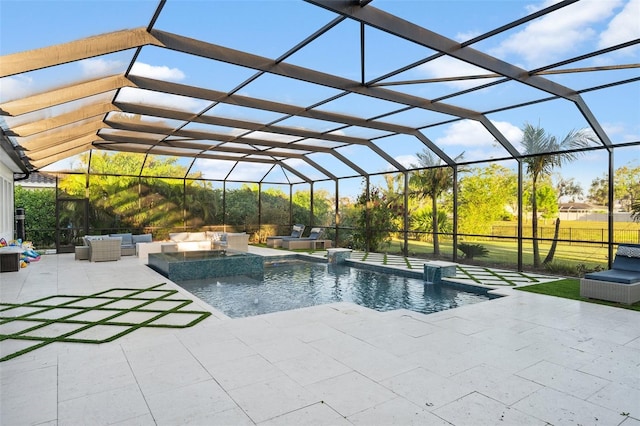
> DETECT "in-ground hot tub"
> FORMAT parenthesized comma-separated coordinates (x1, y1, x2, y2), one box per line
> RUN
(148, 250, 263, 281)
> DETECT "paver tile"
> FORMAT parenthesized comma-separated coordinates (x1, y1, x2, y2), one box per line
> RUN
(306, 371, 397, 417)
(433, 392, 546, 425)
(516, 360, 611, 399)
(229, 375, 319, 423)
(512, 387, 623, 426)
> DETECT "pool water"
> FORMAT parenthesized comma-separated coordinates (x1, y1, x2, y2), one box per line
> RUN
(176, 260, 496, 318)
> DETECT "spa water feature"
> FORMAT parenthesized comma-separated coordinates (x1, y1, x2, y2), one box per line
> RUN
(147, 249, 263, 281)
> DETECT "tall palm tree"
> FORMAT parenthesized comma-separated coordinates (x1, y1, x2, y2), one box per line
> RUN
(520, 124, 597, 267)
(410, 150, 462, 256)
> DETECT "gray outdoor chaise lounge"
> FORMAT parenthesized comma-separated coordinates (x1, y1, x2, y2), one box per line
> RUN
(266, 224, 305, 248)
(580, 243, 640, 304)
(281, 227, 332, 250)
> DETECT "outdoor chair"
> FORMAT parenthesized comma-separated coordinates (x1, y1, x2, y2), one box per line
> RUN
(580, 243, 640, 304)
(266, 224, 306, 248)
(87, 238, 122, 262)
(281, 228, 332, 250)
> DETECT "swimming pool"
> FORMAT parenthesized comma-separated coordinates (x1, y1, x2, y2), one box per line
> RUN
(175, 259, 496, 318)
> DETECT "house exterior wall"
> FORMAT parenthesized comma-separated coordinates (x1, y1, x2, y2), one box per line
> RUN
(0, 160, 15, 242)
(558, 212, 634, 222)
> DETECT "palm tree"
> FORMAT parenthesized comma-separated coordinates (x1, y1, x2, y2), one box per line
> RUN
(410, 150, 462, 256)
(520, 124, 597, 267)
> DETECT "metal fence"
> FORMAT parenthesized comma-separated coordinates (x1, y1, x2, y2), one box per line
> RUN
(491, 226, 639, 244)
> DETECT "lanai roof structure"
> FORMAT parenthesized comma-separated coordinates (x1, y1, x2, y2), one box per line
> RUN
(1, 0, 638, 186)
(1, 4, 640, 424)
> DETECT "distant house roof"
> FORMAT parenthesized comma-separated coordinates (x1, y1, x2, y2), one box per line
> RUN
(15, 172, 56, 189)
(559, 202, 594, 212)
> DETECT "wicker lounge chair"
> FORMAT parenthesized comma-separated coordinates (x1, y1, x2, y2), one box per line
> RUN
(88, 238, 122, 262)
(580, 244, 640, 304)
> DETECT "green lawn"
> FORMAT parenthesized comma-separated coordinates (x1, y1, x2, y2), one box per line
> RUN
(384, 219, 637, 275)
(388, 238, 609, 274)
(515, 279, 640, 312)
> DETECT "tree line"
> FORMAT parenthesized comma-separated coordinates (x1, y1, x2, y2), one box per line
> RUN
(15, 124, 639, 267)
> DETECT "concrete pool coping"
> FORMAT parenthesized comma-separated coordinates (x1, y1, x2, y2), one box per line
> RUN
(2, 248, 639, 425)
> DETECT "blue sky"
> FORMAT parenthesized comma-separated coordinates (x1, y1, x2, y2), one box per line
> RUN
(1, 0, 638, 197)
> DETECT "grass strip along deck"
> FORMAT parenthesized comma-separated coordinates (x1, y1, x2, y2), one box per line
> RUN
(0, 283, 212, 362)
(516, 279, 640, 311)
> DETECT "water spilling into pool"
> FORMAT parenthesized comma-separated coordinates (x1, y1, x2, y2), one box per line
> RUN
(175, 260, 496, 318)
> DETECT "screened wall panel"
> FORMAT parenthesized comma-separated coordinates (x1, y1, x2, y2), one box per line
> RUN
(614, 146, 640, 244)
(224, 182, 258, 233)
(184, 179, 223, 229)
(259, 183, 292, 239)
(311, 180, 336, 229)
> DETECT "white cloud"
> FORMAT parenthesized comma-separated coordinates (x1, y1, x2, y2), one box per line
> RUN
(394, 154, 418, 168)
(602, 122, 626, 136)
(129, 62, 186, 81)
(603, 122, 640, 143)
(436, 120, 485, 147)
(227, 162, 276, 181)
(41, 154, 85, 172)
(525, 0, 560, 14)
(418, 57, 498, 89)
(491, 0, 623, 68)
(193, 159, 233, 180)
(454, 30, 482, 43)
(281, 158, 307, 168)
(116, 87, 207, 112)
(0, 76, 34, 102)
(245, 131, 299, 143)
(436, 119, 522, 147)
(495, 121, 525, 145)
(79, 58, 124, 77)
(433, 120, 523, 161)
(598, 0, 640, 50)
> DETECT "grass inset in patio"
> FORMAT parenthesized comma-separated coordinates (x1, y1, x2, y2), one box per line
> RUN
(0, 283, 212, 362)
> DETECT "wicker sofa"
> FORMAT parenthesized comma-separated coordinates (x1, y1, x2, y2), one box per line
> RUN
(80, 233, 153, 261)
(109, 233, 153, 256)
(168, 231, 249, 252)
(580, 244, 640, 304)
(168, 232, 212, 251)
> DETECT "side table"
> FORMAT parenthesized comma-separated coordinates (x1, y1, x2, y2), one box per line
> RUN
(137, 242, 177, 263)
(75, 246, 90, 260)
(0, 250, 21, 272)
